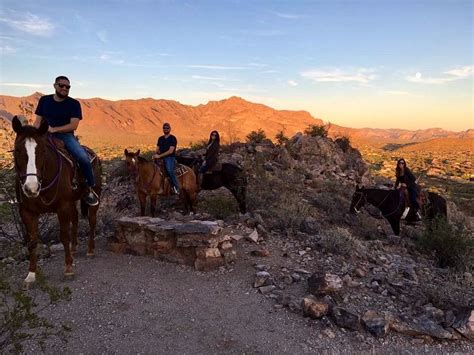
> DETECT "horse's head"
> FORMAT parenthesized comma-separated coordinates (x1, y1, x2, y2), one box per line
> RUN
(12, 116, 49, 198)
(350, 185, 366, 214)
(124, 149, 140, 174)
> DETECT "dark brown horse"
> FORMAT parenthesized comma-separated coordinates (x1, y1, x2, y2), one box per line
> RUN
(124, 149, 197, 215)
(176, 155, 247, 213)
(349, 185, 447, 236)
(12, 116, 101, 286)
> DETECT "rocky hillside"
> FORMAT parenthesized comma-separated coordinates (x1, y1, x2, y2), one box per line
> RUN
(1, 131, 472, 352)
(0, 93, 471, 151)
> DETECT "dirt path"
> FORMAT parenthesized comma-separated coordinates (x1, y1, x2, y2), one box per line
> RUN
(15, 237, 471, 354)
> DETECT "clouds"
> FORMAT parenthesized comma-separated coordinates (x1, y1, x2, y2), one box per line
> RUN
(1, 82, 48, 88)
(288, 80, 298, 87)
(407, 65, 473, 84)
(301, 68, 376, 84)
(0, 12, 54, 36)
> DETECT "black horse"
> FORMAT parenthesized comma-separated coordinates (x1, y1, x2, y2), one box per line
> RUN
(349, 186, 447, 235)
(176, 155, 247, 213)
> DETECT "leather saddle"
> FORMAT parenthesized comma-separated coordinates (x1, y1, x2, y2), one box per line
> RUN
(50, 136, 97, 168)
(399, 185, 428, 209)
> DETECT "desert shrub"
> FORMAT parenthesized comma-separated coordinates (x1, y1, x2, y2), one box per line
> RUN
(318, 227, 363, 256)
(198, 194, 239, 220)
(275, 131, 289, 145)
(335, 136, 351, 152)
(189, 139, 208, 151)
(304, 124, 328, 138)
(421, 268, 474, 309)
(246, 129, 266, 144)
(416, 217, 474, 271)
(270, 193, 312, 233)
(0, 265, 71, 353)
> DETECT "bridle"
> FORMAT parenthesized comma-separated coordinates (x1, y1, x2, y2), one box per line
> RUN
(353, 189, 403, 218)
(15, 135, 63, 203)
(352, 191, 366, 213)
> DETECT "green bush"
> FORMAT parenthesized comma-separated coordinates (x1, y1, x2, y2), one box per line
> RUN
(416, 217, 474, 271)
(246, 129, 266, 144)
(189, 139, 208, 151)
(318, 227, 363, 256)
(304, 124, 328, 138)
(275, 131, 289, 145)
(335, 136, 351, 152)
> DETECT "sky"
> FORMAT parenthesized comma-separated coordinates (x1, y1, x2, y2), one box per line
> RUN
(0, 0, 472, 131)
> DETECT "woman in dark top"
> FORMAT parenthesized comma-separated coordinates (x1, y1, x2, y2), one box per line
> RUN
(395, 158, 421, 219)
(198, 131, 220, 187)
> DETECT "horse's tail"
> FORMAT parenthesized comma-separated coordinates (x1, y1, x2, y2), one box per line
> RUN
(80, 198, 89, 218)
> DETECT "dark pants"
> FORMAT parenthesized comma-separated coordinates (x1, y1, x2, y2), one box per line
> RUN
(164, 156, 179, 188)
(54, 133, 95, 187)
(408, 186, 419, 209)
(199, 163, 209, 174)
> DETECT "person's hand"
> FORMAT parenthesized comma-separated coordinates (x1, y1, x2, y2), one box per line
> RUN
(48, 126, 57, 133)
(152, 154, 160, 160)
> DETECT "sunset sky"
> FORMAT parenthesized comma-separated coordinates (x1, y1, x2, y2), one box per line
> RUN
(0, 0, 472, 131)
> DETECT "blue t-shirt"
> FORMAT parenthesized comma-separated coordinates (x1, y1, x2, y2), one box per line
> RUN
(157, 135, 177, 157)
(35, 94, 82, 129)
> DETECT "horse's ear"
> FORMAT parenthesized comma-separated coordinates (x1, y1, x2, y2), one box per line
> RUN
(12, 116, 24, 134)
(124, 148, 129, 156)
(37, 119, 49, 136)
(136, 149, 140, 156)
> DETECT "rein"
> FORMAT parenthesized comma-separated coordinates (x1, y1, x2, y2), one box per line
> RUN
(17, 135, 63, 206)
(355, 189, 403, 218)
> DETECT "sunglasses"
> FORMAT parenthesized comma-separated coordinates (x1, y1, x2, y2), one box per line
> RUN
(56, 83, 71, 89)
(163, 127, 170, 130)
(211, 134, 217, 136)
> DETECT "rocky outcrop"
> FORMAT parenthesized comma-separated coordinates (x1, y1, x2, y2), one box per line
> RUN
(111, 217, 236, 271)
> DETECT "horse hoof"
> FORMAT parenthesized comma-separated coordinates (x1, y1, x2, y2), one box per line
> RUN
(23, 281, 34, 291)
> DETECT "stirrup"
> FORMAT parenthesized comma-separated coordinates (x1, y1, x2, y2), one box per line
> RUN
(401, 207, 410, 220)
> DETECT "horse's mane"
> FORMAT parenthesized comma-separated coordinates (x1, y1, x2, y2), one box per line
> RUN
(16, 125, 43, 139)
(137, 156, 150, 163)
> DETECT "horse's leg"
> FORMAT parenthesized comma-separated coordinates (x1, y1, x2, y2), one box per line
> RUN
(86, 204, 99, 256)
(229, 185, 247, 214)
(58, 207, 74, 277)
(150, 194, 157, 217)
(388, 218, 401, 236)
(70, 204, 79, 254)
(138, 191, 147, 216)
(20, 208, 39, 286)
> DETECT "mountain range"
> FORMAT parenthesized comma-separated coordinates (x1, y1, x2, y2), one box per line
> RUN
(0, 93, 472, 149)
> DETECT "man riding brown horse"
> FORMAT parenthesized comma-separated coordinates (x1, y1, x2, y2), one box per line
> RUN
(34, 75, 99, 206)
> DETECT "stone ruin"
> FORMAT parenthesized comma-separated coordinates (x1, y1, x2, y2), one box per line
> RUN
(109, 217, 236, 271)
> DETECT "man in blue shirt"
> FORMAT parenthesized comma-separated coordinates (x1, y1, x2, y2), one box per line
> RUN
(34, 76, 99, 206)
(153, 123, 180, 194)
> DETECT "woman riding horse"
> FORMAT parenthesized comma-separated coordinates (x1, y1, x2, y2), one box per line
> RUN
(394, 158, 421, 220)
(198, 130, 220, 188)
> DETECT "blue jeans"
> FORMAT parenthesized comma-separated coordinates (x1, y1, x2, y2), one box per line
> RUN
(164, 156, 179, 189)
(54, 133, 95, 187)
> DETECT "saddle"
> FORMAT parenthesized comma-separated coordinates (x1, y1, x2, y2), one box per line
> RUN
(49, 136, 97, 188)
(399, 185, 428, 209)
(50, 137, 97, 168)
(156, 161, 190, 196)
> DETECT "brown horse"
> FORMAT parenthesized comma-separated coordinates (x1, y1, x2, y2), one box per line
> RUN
(11, 116, 102, 286)
(124, 149, 197, 215)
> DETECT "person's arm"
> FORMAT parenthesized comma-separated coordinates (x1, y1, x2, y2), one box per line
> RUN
(394, 175, 400, 189)
(48, 118, 80, 133)
(34, 116, 43, 128)
(154, 146, 175, 159)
